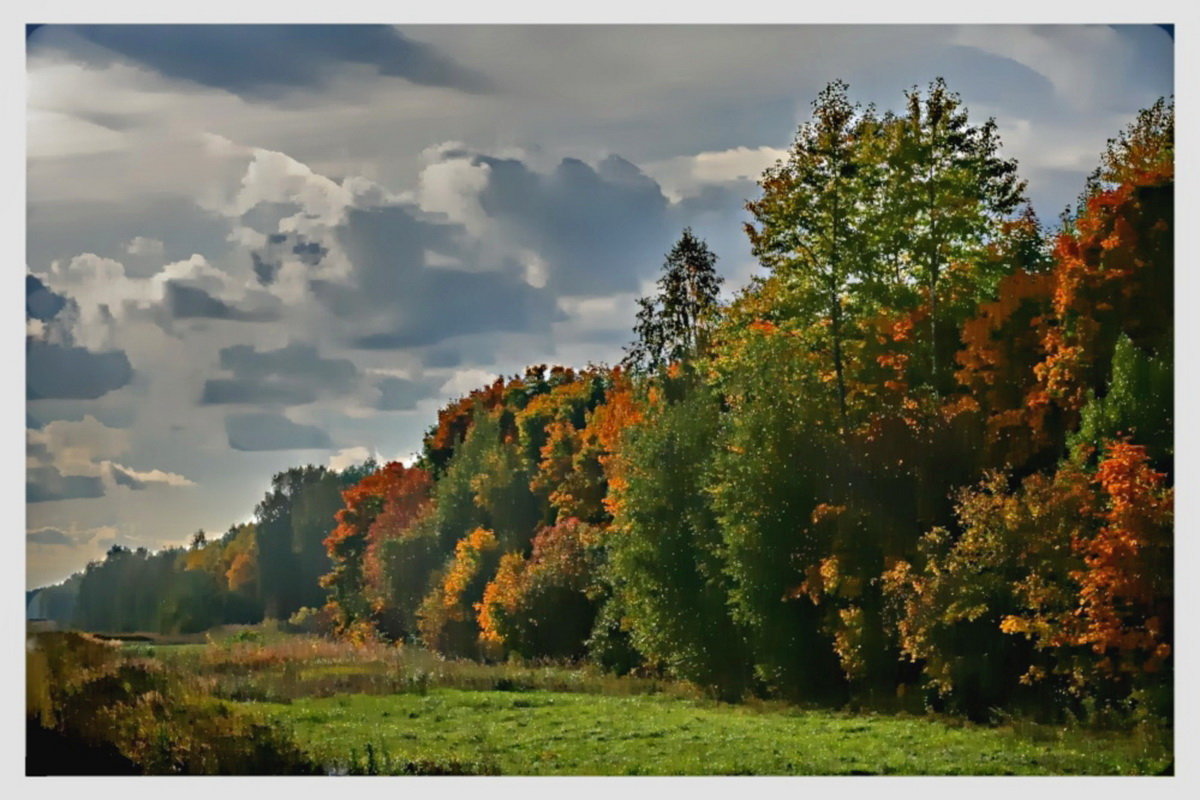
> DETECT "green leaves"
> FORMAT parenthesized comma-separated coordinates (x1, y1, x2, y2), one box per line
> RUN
(623, 228, 723, 374)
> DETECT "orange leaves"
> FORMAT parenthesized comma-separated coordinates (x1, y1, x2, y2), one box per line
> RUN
(952, 267, 1055, 463)
(475, 519, 604, 657)
(417, 527, 502, 657)
(442, 527, 499, 614)
(361, 467, 433, 611)
(896, 438, 1173, 692)
(322, 461, 433, 634)
(326, 462, 432, 560)
(1070, 441, 1173, 669)
(811, 503, 847, 524)
(748, 319, 778, 335)
(585, 379, 644, 519)
(225, 552, 256, 594)
(477, 552, 526, 647)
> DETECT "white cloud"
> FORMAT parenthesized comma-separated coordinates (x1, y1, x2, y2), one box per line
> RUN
(230, 148, 355, 230)
(126, 236, 165, 258)
(29, 416, 129, 477)
(27, 109, 127, 159)
(556, 293, 637, 333)
(28, 416, 194, 490)
(417, 153, 492, 236)
(39, 251, 270, 349)
(107, 464, 195, 488)
(951, 25, 1126, 110)
(644, 146, 786, 202)
(328, 446, 373, 472)
(438, 368, 498, 399)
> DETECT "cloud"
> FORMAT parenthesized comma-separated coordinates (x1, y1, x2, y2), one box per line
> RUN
(37, 253, 281, 350)
(126, 236, 165, 258)
(27, 466, 105, 504)
(229, 148, 356, 230)
(438, 368, 498, 399)
(26, 339, 133, 400)
(225, 411, 333, 451)
(28, 195, 235, 279)
(26, 275, 68, 321)
(34, 25, 493, 100)
(951, 26, 1125, 110)
(643, 145, 787, 202)
(421, 346, 463, 368)
(201, 379, 316, 407)
(27, 528, 74, 547)
(26, 416, 195, 503)
(219, 144, 739, 355)
(108, 463, 195, 490)
(243, 145, 693, 351)
(248, 231, 329, 286)
(201, 342, 359, 407)
(27, 269, 138, 402)
(316, 202, 561, 348)
(470, 152, 673, 297)
(163, 280, 280, 322)
(329, 446, 372, 472)
(375, 377, 437, 411)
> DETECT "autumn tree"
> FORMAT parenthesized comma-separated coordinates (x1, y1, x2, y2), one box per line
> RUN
(321, 462, 432, 639)
(478, 518, 605, 660)
(417, 527, 501, 657)
(891, 79, 1026, 389)
(360, 466, 435, 639)
(745, 80, 877, 423)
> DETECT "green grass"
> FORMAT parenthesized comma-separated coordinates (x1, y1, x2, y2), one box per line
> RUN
(245, 689, 1170, 776)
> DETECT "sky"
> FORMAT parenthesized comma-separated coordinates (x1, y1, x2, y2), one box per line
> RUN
(24, 23, 1173, 589)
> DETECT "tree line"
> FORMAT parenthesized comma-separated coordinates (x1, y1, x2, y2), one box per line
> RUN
(31, 81, 1173, 724)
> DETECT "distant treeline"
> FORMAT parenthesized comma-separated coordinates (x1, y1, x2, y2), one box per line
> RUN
(31, 82, 1173, 724)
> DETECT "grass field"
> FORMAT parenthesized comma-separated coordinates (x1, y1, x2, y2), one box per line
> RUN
(245, 689, 1172, 776)
(29, 631, 1171, 776)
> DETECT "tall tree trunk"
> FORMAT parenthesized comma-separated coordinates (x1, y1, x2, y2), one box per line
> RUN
(927, 172, 939, 392)
(831, 183, 848, 427)
(832, 292, 848, 424)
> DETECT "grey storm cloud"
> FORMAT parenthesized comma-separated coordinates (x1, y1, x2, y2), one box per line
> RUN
(232, 147, 731, 354)
(202, 379, 317, 406)
(225, 411, 333, 452)
(27, 269, 136, 402)
(202, 342, 360, 407)
(27, 466, 105, 504)
(33, 25, 493, 100)
(249, 231, 328, 285)
(323, 204, 563, 349)
(473, 153, 674, 297)
(421, 346, 463, 369)
(109, 464, 149, 491)
(163, 280, 281, 322)
(347, 268, 564, 349)
(376, 377, 437, 411)
(27, 528, 73, 546)
(27, 196, 235, 280)
(27, 339, 134, 401)
(26, 275, 67, 321)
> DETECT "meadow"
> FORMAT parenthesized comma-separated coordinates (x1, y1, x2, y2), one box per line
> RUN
(251, 690, 1169, 776)
(27, 628, 1172, 776)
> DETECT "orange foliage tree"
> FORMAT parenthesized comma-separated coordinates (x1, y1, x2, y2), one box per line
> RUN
(477, 518, 604, 660)
(320, 462, 432, 639)
(416, 527, 500, 657)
